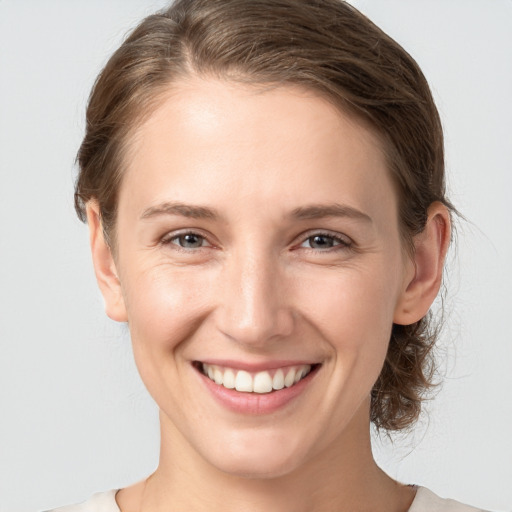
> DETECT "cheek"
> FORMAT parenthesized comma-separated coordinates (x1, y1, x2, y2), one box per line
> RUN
(121, 263, 214, 353)
(296, 262, 400, 347)
(119, 264, 219, 410)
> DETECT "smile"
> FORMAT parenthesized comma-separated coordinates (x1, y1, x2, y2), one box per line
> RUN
(200, 363, 313, 393)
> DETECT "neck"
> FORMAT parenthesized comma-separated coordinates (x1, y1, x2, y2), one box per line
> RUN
(126, 404, 415, 512)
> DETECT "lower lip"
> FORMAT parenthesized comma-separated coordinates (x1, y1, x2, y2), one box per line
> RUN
(195, 365, 319, 415)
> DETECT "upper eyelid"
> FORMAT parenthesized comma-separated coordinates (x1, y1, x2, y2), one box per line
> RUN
(160, 229, 213, 247)
(161, 228, 209, 239)
(296, 229, 352, 245)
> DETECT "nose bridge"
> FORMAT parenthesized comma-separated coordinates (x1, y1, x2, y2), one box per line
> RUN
(217, 244, 293, 346)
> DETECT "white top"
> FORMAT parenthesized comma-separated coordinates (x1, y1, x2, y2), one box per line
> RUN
(45, 486, 487, 511)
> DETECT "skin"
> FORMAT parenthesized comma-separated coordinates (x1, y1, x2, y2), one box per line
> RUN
(88, 78, 450, 512)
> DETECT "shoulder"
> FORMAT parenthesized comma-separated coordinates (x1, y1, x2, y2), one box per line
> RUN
(43, 490, 120, 512)
(42, 486, 491, 512)
(410, 487, 489, 512)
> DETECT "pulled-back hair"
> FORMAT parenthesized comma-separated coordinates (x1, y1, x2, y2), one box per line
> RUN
(76, 0, 453, 431)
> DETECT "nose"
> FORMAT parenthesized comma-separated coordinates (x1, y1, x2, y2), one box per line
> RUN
(214, 249, 294, 348)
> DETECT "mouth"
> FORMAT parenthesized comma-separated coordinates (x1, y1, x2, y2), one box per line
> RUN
(193, 360, 321, 414)
(193, 361, 320, 394)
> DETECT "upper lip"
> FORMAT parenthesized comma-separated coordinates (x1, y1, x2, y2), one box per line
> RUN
(195, 359, 320, 372)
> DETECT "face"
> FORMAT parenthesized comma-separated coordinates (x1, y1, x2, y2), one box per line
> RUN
(99, 79, 416, 478)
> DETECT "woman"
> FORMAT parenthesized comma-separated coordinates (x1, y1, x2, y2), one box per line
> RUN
(47, 0, 484, 510)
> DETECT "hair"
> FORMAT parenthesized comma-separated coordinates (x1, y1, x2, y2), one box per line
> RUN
(75, 0, 453, 431)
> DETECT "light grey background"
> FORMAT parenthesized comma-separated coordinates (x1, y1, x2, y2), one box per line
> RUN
(0, 1, 511, 511)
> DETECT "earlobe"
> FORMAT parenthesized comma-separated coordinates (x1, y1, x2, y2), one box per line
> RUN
(86, 201, 128, 322)
(393, 202, 451, 326)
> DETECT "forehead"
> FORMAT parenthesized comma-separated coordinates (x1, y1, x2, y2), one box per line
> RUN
(121, 78, 396, 224)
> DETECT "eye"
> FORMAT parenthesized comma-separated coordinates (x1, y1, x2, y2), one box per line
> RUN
(300, 232, 351, 250)
(163, 232, 211, 249)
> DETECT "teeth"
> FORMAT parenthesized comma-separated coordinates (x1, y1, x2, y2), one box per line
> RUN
(213, 368, 223, 385)
(235, 370, 253, 392)
(223, 369, 236, 389)
(202, 363, 312, 393)
(253, 371, 273, 393)
(284, 368, 296, 388)
(272, 369, 285, 390)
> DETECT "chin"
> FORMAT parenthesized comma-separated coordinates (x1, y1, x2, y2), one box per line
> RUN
(205, 431, 310, 480)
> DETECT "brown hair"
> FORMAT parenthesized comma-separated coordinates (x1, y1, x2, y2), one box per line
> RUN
(76, 0, 453, 430)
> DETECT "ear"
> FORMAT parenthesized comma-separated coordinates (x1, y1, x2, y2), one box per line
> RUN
(393, 202, 451, 325)
(86, 201, 128, 322)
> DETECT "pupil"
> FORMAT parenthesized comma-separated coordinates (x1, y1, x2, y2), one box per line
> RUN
(311, 235, 333, 248)
(181, 234, 202, 248)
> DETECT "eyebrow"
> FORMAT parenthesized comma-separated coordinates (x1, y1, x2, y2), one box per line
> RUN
(140, 201, 372, 224)
(290, 203, 373, 223)
(140, 202, 221, 221)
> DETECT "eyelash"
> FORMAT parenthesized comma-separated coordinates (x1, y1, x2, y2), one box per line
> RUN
(160, 231, 212, 251)
(160, 230, 352, 253)
(298, 231, 352, 252)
